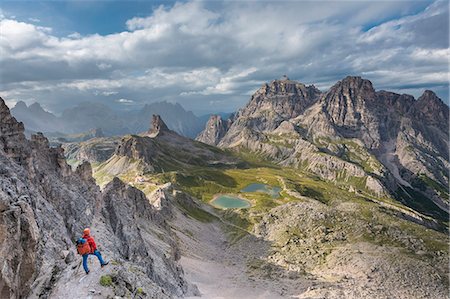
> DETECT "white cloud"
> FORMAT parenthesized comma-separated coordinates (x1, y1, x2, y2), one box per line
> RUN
(183, 67, 258, 96)
(99, 91, 119, 96)
(116, 98, 134, 103)
(126, 2, 219, 34)
(67, 32, 81, 39)
(0, 19, 51, 50)
(0, 0, 448, 113)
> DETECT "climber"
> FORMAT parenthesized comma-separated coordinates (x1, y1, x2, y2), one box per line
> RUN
(80, 228, 109, 274)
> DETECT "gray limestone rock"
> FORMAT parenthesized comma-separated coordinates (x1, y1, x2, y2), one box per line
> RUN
(0, 98, 193, 298)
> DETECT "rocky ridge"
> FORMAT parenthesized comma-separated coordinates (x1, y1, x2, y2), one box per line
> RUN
(195, 115, 232, 146)
(93, 114, 239, 182)
(0, 98, 194, 298)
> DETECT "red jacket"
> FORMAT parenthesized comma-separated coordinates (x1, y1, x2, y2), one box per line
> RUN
(83, 234, 97, 252)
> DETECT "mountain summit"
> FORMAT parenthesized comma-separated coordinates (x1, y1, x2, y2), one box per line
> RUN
(148, 114, 170, 137)
(412, 90, 449, 131)
(197, 76, 449, 220)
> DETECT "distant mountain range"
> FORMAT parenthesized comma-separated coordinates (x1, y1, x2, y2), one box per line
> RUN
(11, 100, 216, 138)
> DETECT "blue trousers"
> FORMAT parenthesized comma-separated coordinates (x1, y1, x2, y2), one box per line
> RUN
(82, 250, 105, 273)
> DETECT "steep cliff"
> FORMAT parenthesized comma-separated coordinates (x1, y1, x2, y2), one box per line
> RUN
(0, 98, 192, 298)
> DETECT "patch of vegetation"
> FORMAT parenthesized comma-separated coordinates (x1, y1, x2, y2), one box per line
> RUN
(263, 133, 297, 148)
(395, 186, 449, 223)
(299, 185, 327, 203)
(110, 260, 120, 266)
(313, 137, 383, 174)
(136, 287, 145, 295)
(178, 202, 217, 223)
(221, 209, 252, 230)
(412, 174, 449, 199)
(226, 227, 249, 244)
(99, 275, 113, 287)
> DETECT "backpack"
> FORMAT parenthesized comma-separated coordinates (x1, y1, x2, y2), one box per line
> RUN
(76, 238, 91, 255)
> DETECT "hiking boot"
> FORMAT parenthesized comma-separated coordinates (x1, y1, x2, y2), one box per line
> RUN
(101, 261, 109, 267)
(85, 270, 90, 275)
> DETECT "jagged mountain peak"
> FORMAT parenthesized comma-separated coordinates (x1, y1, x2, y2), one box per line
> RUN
(326, 76, 375, 99)
(0, 97, 8, 111)
(196, 114, 232, 145)
(420, 89, 438, 99)
(417, 90, 446, 106)
(257, 77, 319, 97)
(14, 100, 27, 110)
(29, 102, 44, 110)
(412, 90, 449, 132)
(0, 97, 28, 162)
(318, 76, 378, 143)
(148, 114, 170, 136)
(1, 97, 24, 131)
(235, 77, 322, 123)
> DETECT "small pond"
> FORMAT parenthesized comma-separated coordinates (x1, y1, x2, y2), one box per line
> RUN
(241, 183, 281, 198)
(211, 195, 251, 209)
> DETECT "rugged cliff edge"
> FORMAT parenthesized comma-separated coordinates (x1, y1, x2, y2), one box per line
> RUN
(0, 98, 194, 298)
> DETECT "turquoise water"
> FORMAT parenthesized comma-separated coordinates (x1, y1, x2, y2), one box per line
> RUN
(241, 183, 281, 198)
(211, 195, 251, 209)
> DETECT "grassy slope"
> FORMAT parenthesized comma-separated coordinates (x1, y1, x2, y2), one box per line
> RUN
(91, 149, 447, 220)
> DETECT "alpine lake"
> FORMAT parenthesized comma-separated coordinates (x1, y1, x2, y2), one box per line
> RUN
(211, 183, 281, 209)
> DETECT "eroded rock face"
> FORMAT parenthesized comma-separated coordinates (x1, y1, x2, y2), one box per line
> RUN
(62, 137, 119, 164)
(196, 77, 449, 214)
(0, 99, 29, 164)
(196, 115, 232, 146)
(99, 178, 189, 297)
(0, 97, 97, 298)
(412, 90, 449, 132)
(0, 98, 191, 298)
(238, 77, 322, 121)
(148, 114, 170, 137)
(319, 76, 381, 149)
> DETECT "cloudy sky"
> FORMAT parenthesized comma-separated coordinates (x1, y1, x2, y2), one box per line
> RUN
(0, 0, 448, 115)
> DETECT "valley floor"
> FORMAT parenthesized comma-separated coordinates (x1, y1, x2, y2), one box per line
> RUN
(173, 206, 314, 299)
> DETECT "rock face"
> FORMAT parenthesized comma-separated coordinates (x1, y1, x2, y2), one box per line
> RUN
(412, 90, 449, 132)
(196, 76, 450, 218)
(196, 115, 232, 145)
(317, 76, 380, 149)
(0, 98, 191, 298)
(148, 114, 170, 137)
(236, 76, 321, 122)
(63, 137, 120, 165)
